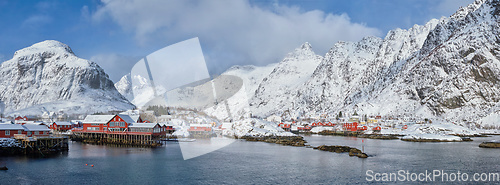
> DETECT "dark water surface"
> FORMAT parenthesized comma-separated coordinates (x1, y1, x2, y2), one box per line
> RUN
(2, 135, 499, 184)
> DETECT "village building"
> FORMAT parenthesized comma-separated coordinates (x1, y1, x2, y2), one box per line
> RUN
(278, 122, 291, 131)
(23, 124, 51, 137)
(188, 124, 212, 133)
(343, 122, 359, 132)
(128, 123, 163, 136)
(50, 122, 73, 131)
(159, 123, 176, 134)
(0, 124, 24, 138)
(0, 123, 50, 138)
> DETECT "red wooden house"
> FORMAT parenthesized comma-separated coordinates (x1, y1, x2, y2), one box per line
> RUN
(0, 124, 24, 138)
(297, 125, 312, 131)
(14, 116, 37, 121)
(160, 123, 175, 134)
(188, 124, 212, 132)
(80, 114, 135, 133)
(50, 122, 73, 131)
(357, 125, 368, 131)
(23, 124, 50, 137)
(278, 123, 291, 131)
(128, 123, 163, 136)
(343, 122, 359, 131)
(0, 124, 50, 138)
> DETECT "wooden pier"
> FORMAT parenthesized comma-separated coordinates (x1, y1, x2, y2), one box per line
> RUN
(9, 134, 69, 156)
(71, 132, 163, 147)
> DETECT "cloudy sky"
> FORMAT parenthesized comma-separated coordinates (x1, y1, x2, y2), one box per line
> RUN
(0, 0, 473, 82)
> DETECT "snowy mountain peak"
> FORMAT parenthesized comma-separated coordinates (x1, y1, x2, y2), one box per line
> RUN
(1, 40, 134, 116)
(285, 42, 319, 61)
(300, 42, 312, 50)
(14, 40, 74, 57)
(450, 0, 487, 20)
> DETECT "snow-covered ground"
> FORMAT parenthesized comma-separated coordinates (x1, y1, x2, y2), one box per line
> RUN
(223, 118, 295, 137)
(401, 134, 462, 141)
(310, 126, 335, 133)
(365, 122, 480, 141)
(0, 138, 21, 147)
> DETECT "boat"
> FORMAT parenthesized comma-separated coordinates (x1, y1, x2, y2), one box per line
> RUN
(0, 166, 7, 170)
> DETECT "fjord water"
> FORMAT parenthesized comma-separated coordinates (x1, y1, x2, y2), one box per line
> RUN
(2, 135, 499, 184)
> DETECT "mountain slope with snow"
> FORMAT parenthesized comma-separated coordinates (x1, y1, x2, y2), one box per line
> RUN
(114, 0, 500, 128)
(0, 40, 135, 115)
(250, 42, 323, 117)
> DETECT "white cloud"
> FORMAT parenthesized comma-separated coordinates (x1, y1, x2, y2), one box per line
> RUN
(90, 53, 141, 83)
(93, 0, 382, 74)
(22, 15, 52, 28)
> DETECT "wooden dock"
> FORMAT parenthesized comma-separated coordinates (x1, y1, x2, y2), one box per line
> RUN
(10, 134, 69, 156)
(71, 132, 163, 147)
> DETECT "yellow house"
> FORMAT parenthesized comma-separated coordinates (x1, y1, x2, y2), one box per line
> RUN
(368, 118, 378, 124)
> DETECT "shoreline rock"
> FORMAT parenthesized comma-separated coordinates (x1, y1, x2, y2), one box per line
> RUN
(239, 136, 307, 147)
(313, 145, 368, 158)
(479, 142, 500, 148)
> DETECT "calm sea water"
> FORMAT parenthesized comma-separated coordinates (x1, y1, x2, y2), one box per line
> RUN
(1, 135, 499, 184)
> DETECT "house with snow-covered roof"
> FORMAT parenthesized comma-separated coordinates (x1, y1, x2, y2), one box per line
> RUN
(0, 124, 50, 138)
(81, 114, 136, 132)
(50, 122, 73, 131)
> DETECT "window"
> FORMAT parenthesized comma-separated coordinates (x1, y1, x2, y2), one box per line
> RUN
(87, 127, 100, 131)
(5, 130, 9, 135)
(18, 130, 22, 134)
(110, 122, 114, 127)
(27, 131, 31, 136)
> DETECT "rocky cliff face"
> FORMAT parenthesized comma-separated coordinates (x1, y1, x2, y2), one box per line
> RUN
(0, 40, 135, 115)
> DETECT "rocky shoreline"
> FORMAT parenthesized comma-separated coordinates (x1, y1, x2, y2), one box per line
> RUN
(479, 141, 500, 148)
(239, 136, 307, 147)
(239, 136, 369, 158)
(313, 145, 368, 158)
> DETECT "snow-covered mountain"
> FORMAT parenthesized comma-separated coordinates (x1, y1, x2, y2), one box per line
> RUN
(288, 0, 500, 127)
(114, 73, 134, 101)
(114, 0, 500, 127)
(251, 42, 323, 117)
(0, 40, 135, 116)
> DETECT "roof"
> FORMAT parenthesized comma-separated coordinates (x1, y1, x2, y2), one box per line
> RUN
(189, 124, 211, 128)
(0, 124, 24, 130)
(129, 115, 141, 122)
(53, 122, 72, 126)
(129, 123, 159, 128)
(83, 115, 116, 124)
(23, 124, 50, 132)
(117, 114, 136, 124)
(159, 123, 174, 127)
